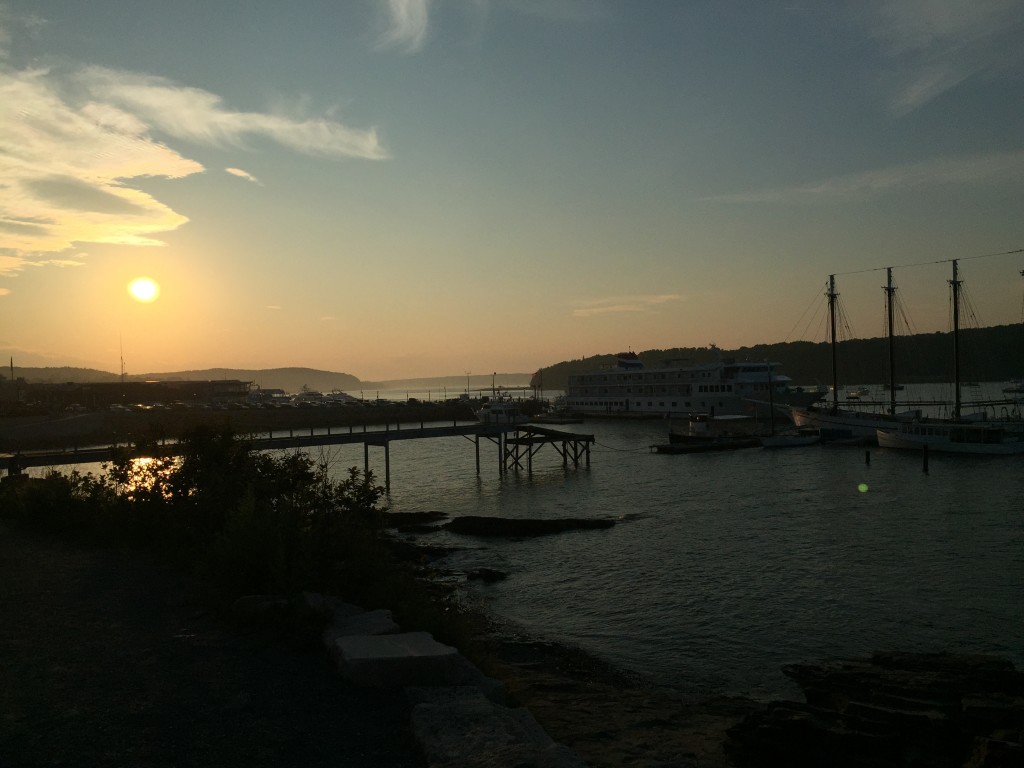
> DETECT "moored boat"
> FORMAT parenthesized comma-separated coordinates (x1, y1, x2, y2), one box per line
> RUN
(791, 265, 1024, 441)
(876, 422, 1024, 455)
(759, 429, 821, 448)
(566, 348, 823, 419)
(475, 396, 528, 425)
(663, 413, 761, 452)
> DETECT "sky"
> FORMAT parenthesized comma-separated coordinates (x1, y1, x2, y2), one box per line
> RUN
(1, 0, 1023, 380)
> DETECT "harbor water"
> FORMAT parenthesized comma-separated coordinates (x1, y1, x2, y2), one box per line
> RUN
(314, 384, 1023, 702)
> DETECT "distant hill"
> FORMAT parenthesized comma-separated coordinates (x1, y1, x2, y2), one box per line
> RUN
(147, 368, 362, 393)
(2, 366, 361, 393)
(0, 365, 534, 394)
(530, 324, 1024, 389)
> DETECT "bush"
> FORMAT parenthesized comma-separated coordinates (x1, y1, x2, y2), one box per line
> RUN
(0, 427, 390, 601)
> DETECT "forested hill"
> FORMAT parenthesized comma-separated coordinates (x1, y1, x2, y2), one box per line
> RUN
(3, 366, 361, 393)
(531, 324, 1024, 389)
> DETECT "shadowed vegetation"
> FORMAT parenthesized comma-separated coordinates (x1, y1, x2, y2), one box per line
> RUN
(0, 426, 485, 654)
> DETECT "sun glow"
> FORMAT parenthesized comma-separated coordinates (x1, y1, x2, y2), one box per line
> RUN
(128, 277, 160, 302)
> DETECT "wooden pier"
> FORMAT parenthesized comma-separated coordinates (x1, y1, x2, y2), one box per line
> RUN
(1, 422, 595, 491)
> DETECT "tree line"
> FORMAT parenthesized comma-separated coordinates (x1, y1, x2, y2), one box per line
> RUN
(531, 324, 1024, 389)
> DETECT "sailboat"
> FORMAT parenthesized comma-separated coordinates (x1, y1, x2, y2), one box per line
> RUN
(759, 363, 820, 447)
(876, 260, 1024, 454)
(789, 263, 1024, 442)
(788, 270, 922, 442)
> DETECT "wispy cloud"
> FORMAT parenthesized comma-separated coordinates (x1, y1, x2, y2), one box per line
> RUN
(572, 294, 681, 318)
(34, 257, 86, 268)
(0, 63, 388, 278)
(0, 68, 200, 274)
(225, 167, 262, 185)
(377, 0, 430, 53)
(81, 68, 388, 159)
(705, 150, 1024, 204)
(858, 0, 1024, 114)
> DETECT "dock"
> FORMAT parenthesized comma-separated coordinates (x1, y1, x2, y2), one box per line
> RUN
(1, 421, 596, 491)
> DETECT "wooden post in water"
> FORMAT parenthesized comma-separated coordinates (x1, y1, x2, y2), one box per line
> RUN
(475, 434, 480, 474)
(923, 445, 929, 474)
(384, 441, 391, 491)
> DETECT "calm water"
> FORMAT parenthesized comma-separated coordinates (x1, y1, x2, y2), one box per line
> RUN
(312, 384, 1023, 701)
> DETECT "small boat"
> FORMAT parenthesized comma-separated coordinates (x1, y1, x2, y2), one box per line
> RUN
(475, 396, 528, 425)
(660, 413, 761, 453)
(759, 429, 821, 449)
(845, 387, 871, 400)
(876, 422, 1024, 455)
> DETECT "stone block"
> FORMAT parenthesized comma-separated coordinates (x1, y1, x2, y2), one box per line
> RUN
(334, 631, 464, 689)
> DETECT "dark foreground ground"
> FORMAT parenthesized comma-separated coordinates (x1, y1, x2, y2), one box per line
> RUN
(0, 522, 422, 768)
(0, 521, 755, 768)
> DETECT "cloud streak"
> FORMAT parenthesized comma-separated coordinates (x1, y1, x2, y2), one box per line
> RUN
(704, 150, 1024, 205)
(377, 0, 430, 53)
(81, 68, 388, 160)
(858, 0, 1024, 114)
(572, 294, 681, 317)
(226, 167, 262, 185)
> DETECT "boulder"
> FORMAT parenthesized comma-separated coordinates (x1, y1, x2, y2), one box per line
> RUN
(727, 653, 1024, 768)
(443, 516, 614, 538)
(410, 686, 586, 768)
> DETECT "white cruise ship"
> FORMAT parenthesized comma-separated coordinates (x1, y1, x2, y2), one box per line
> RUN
(564, 349, 824, 418)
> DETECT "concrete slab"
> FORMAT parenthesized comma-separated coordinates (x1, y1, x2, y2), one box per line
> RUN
(334, 631, 463, 689)
(323, 608, 401, 651)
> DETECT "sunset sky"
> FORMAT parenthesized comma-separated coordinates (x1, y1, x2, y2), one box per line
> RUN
(1, 1, 1022, 380)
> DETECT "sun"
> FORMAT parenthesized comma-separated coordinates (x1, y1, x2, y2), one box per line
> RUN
(128, 277, 160, 303)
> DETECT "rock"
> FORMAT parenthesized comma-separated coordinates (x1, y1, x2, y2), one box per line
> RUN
(727, 652, 1024, 768)
(384, 511, 450, 527)
(229, 594, 291, 626)
(443, 516, 615, 538)
(466, 568, 507, 583)
(323, 608, 401, 651)
(410, 686, 587, 768)
(299, 592, 363, 622)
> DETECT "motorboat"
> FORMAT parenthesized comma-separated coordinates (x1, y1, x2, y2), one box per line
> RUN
(475, 396, 528, 425)
(663, 413, 761, 452)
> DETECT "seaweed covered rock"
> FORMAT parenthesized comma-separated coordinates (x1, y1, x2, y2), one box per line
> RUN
(443, 516, 614, 538)
(726, 652, 1024, 768)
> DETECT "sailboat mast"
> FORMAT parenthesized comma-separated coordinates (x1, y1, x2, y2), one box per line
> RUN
(828, 274, 839, 412)
(950, 260, 961, 420)
(885, 267, 897, 415)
